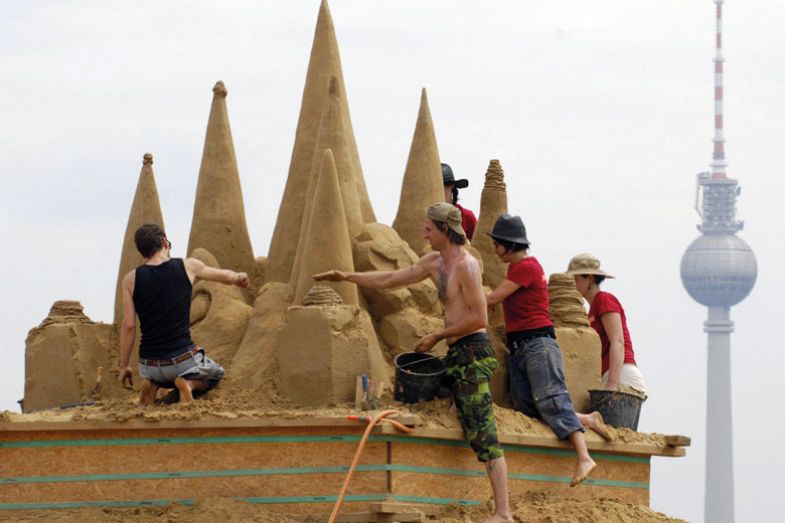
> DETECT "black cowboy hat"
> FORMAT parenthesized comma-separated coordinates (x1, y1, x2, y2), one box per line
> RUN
(488, 213, 530, 245)
(441, 163, 469, 189)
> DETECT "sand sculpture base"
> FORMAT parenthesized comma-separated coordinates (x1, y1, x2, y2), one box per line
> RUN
(0, 416, 687, 519)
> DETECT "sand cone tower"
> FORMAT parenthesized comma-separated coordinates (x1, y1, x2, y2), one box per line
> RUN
(267, 0, 374, 283)
(289, 77, 364, 288)
(474, 159, 509, 288)
(392, 88, 444, 255)
(187, 81, 256, 284)
(293, 149, 358, 305)
(113, 153, 164, 326)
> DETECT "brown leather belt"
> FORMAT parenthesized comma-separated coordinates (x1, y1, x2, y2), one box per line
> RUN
(140, 346, 199, 367)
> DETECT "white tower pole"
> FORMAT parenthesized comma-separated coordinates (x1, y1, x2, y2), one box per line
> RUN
(704, 305, 735, 522)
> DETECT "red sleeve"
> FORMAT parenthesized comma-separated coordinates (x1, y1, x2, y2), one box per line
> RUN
(507, 260, 536, 288)
(462, 209, 477, 241)
(594, 292, 622, 317)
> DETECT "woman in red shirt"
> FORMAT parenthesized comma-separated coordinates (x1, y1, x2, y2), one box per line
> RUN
(486, 214, 611, 487)
(567, 253, 647, 395)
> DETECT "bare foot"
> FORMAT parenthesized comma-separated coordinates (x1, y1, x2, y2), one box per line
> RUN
(139, 379, 158, 405)
(570, 457, 596, 487)
(483, 513, 513, 523)
(586, 411, 615, 442)
(175, 377, 194, 403)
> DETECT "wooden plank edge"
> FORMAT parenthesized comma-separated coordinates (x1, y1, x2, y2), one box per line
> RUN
(0, 414, 419, 433)
(377, 424, 686, 457)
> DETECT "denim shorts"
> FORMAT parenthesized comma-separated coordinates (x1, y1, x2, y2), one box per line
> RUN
(138, 348, 224, 389)
(507, 335, 583, 440)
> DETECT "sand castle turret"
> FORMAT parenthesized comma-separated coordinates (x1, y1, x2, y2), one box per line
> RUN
(187, 81, 256, 285)
(392, 88, 444, 255)
(293, 149, 358, 305)
(113, 153, 164, 326)
(267, 0, 374, 283)
(289, 77, 364, 289)
(474, 159, 509, 288)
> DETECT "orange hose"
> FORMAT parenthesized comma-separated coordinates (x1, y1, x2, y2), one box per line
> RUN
(328, 410, 413, 523)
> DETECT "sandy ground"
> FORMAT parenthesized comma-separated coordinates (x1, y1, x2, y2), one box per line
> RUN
(0, 492, 688, 522)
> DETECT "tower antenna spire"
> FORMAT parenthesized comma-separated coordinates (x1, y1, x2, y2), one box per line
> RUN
(712, 0, 727, 179)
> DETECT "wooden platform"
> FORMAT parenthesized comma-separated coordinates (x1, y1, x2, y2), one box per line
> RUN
(0, 416, 687, 517)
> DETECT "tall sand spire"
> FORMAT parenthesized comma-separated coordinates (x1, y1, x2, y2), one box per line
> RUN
(474, 159, 509, 288)
(392, 88, 444, 255)
(289, 77, 364, 288)
(266, 0, 374, 283)
(293, 149, 358, 305)
(113, 153, 164, 326)
(187, 81, 256, 283)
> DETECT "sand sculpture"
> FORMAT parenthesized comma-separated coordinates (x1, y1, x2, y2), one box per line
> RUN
(21, 0, 603, 416)
(266, 0, 374, 284)
(292, 149, 359, 305)
(392, 88, 445, 256)
(187, 81, 257, 289)
(549, 273, 601, 413)
(474, 159, 509, 289)
(23, 301, 114, 412)
(112, 153, 164, 326)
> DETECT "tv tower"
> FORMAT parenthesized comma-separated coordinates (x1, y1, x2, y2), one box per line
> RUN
(680, 2, 757, 522)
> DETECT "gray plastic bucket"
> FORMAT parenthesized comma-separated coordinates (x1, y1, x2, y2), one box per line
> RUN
(588, 389, 645, 430)
(393, 352, 445, 404)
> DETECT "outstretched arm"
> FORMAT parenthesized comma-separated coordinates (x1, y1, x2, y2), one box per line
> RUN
(118, 271, 136, 389)
(184, 257, 249, 287)
(313, 257, 431, 290)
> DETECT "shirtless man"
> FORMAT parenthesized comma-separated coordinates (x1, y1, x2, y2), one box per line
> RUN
(118, 224, 249, 405)
(315, 202, 511, 523)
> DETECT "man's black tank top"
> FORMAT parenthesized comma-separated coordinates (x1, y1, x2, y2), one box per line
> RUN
(133, 258, 194, 359)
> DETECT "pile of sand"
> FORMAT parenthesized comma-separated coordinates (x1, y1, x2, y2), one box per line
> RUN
(434, 491, 687, 522)
(2, 389, 668, 448)
(0, 492, 687, 523)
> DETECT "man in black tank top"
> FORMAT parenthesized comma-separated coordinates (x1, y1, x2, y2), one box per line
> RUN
(118, 224, 250, 405)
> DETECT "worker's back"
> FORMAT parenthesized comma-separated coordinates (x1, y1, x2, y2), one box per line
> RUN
(133, 258, 193, 359)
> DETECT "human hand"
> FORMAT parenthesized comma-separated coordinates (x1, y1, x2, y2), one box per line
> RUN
(234, 272, 250, 288)
(603, 381, 619, 391)
(313, 270, 348, 282)
(414, 334, 440, 353)
(118, 366, 134, 389)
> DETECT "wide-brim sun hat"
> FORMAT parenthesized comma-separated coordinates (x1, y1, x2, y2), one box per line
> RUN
(565, 253, 615, 278)
(441, 163, 469, 189)
(487, 213, 530, 245)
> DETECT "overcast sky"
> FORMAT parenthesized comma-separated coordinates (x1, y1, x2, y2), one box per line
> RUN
(2, 1, 784, 521)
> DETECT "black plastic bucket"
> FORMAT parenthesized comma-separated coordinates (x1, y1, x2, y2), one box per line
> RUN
(588, 389, 645, 430)
(393, 352, 446, 404)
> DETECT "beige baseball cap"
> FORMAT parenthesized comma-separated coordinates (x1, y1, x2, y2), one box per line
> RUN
(426, 202, 466, 240)
(566, 253, 615, 278)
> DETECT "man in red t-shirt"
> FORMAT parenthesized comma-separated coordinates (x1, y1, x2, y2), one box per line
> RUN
(442, 163, 477, 240)
(485, 214, 610, 487)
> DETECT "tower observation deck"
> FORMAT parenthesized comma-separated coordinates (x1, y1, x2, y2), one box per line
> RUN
(679, 2, 756, 522)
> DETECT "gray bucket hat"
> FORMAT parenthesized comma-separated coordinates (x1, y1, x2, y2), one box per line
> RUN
(565, 253, 615, 278)
(488, 214, 530, 245)
(441, 163, 469, 189)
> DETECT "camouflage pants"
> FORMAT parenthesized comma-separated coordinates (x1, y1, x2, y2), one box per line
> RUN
(443, 334, 504, 462)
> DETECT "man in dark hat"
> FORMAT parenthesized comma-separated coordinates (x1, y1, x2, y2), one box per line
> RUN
(442, 163, 477, 241)
(485, 214, 610, 487)
(314, 202, 511, 522)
